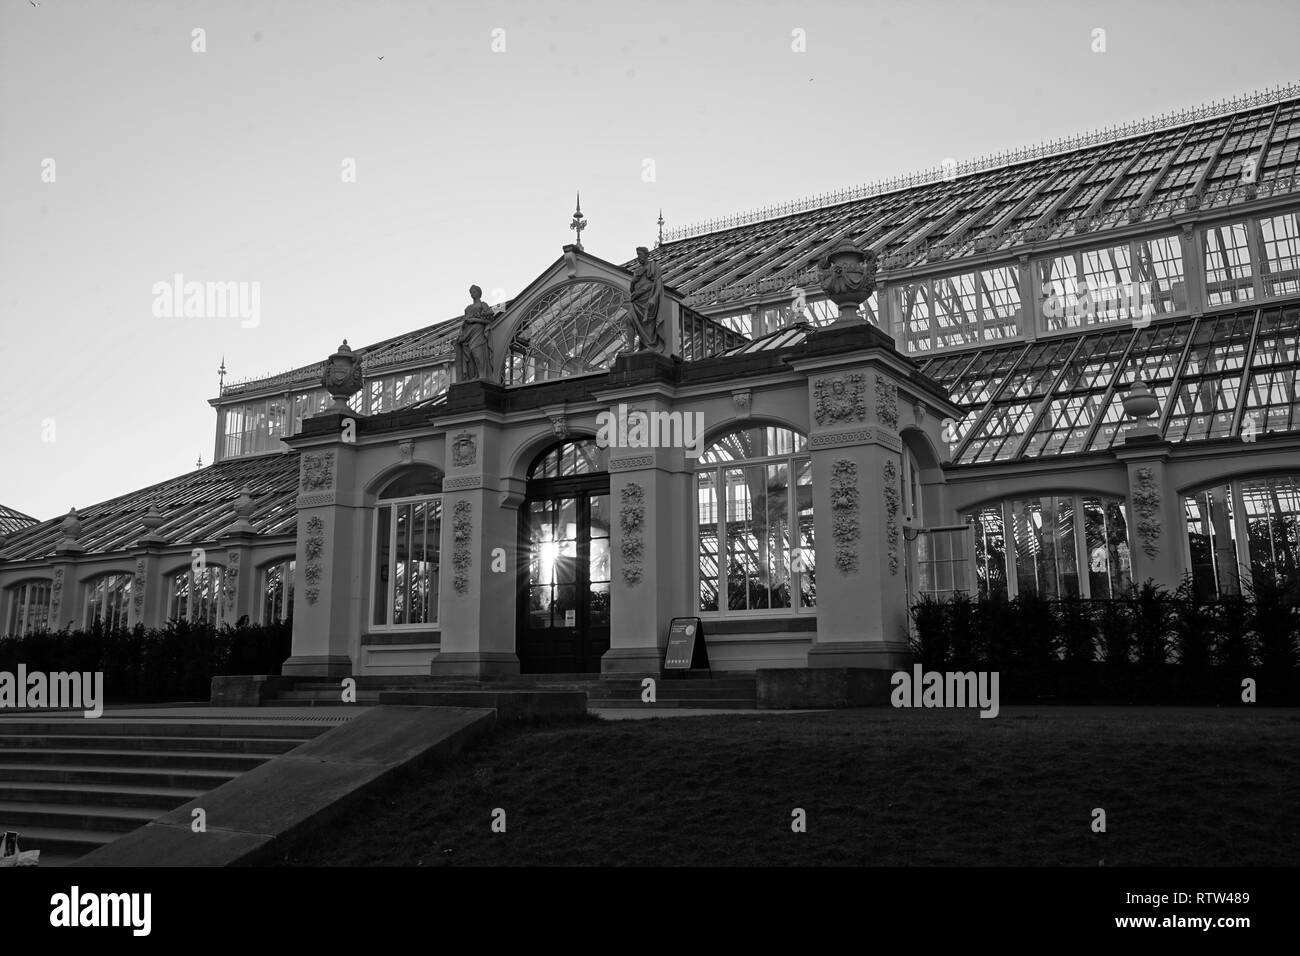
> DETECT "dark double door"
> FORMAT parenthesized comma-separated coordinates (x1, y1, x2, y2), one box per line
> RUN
(517, 477, 612, 673)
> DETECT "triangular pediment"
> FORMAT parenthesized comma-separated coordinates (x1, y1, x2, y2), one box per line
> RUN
(488, 245, 680, 386)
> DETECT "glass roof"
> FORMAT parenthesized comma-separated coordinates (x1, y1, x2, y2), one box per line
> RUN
(0, 505, 38, 537)
(0, 455, 300, 562)
(646, 89, 1300, 310)
(926, 303, 1300, 465)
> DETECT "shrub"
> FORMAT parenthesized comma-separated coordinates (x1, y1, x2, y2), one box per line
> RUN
(0, 619, 291, 703)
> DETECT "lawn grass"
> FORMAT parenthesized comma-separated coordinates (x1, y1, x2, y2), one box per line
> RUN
(275, 707, 1300, 866)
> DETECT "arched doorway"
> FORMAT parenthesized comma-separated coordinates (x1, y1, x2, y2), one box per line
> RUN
(517, 439, 611, 673)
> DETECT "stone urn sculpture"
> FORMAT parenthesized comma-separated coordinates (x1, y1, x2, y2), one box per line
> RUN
(1122, 381, 1160, 440)
(57, 508, 84, 552)
(815, 239, 878, 324)
(321, 340, 363, 413)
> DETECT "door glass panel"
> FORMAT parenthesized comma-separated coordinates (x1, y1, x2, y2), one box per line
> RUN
(553, 585, 577, 626)
(558, 497, 578, 541)
(589, 537, 610, 583)
(590, 494, 610, 538)
(590, 583, 610, 626)
(554, 540, 577, 584)
(529, 585, 553, 628)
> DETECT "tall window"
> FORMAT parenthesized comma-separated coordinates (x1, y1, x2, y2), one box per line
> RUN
(372, 468, 443, 628)
(1185, 484, 1241, 600)
(696, 425, 814, 615)
(901, 446, 923, 523)
(85, 573, 134, 629)
(1240, 475, 1300, 585)
(965, 494, 1131, 600)
(167, 565, 226, 624)
(262, 558, 295, 623)
(6, 580, 52, 636)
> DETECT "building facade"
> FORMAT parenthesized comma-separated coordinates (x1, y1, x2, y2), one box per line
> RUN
(2, 85, 1298, 679)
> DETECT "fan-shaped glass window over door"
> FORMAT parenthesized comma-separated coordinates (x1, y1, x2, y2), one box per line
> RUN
(504, 281, 632, 385)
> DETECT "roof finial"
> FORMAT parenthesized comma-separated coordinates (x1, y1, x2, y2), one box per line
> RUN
(569, 192, 587, 250)
(656, 209, 664, 248)
(217, 355, 227, 393)
(195, 454, 203, 469)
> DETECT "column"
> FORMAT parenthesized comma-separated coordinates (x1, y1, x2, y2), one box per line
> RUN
(430, 421, 521, 677)
(1113, 439, 1185, 592)
(803, 363, 912, 670)
(602, 442, 691, 675)
(282, 430, 369, 677)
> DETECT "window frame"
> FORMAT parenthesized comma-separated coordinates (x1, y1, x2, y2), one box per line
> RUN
(5, 578, 54, 637)
(258, 556, 296, 624)
(83, 572, 135, 630)
(370, 490, 444, 632)
(964, 492, 1134, 601)
(693, 426, 815, 619)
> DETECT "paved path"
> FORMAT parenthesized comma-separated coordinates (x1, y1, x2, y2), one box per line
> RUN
(592, 707, 830, 719)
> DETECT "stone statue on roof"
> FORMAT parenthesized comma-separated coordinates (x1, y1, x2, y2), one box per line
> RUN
(627, 246, 666, 353)
(456, 285, 496, 383)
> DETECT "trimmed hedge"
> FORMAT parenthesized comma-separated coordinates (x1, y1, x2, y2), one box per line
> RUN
(910, 577, 1300, 704)
(0, 619, 292, 703)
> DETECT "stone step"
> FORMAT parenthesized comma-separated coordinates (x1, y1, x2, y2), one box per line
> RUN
(0, 781, 206, 810)
(591, 699, 757, 709)
(0, 763, 238, 790)
(0, 734, 306, 755)
(0, 747, 269, 772)
(586, 686, 756, 700)
(276, 691, 383, 702)
(3, 824, 118, 861)
(0, 800, 160, 834)
(0, 720, 330, 740)
(268, 699, 379, 707)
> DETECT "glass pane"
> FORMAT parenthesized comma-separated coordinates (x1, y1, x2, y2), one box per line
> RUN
(529, 585, 553, 628)
(555, 540, 578, 584)
(796, 458, 815, 609)
(698, 471, 720, 612)
(558, 498, 578, 541)
(553, 585, 577, 626)
(590, 493, 610, 538)
(589, 538, 610, 583)
(393, 503, 410, 624)
(589, 583, 610, 627)
(766, 461, 791, 609)
(1011, 497, 1057, 598)
(1055, 496, 1080, 598)
(724, 466, 762, 610)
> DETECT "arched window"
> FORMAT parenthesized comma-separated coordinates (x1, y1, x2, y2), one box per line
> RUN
(261, 558, 295, 623)
(372, 467, 443, 628)
(527, 439, 603, 479)
(504, 281, 633, 385)
(964, 493, 1131, 600)
(696, 425, 813, 615)
(6, 579, 52, 636)
(167, 564, 226, 624)
(85, 573, 134, 630)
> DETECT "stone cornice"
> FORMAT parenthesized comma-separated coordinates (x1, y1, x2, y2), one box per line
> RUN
(808, 428, 902, 452)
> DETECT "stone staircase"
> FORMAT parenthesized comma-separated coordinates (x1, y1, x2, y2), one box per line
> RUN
(0, 716, 331, 866)
(271, 673, 758, 710)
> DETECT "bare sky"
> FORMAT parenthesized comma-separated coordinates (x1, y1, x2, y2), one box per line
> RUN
(2, 0, 1297, 520)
